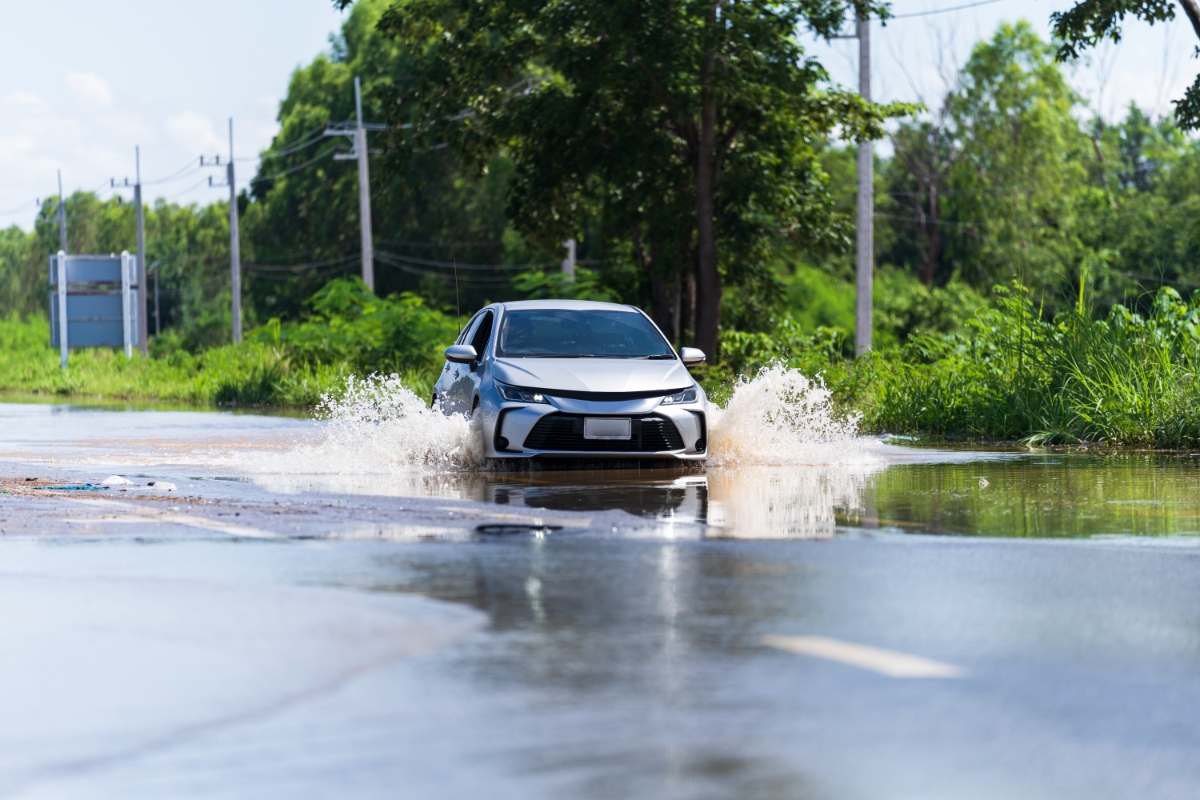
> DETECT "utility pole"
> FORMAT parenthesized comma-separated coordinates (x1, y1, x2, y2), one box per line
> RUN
(150, 260, 161, 337)
(561, 238, 576, 279)
(354, 78, 374, 291)
(326, 77, 382, 291)
(134, 147, 148, 355)
(56, 170, 68, 253)
(202, 122, 242, 342)
(855, 12, 874, 356)
(228, 119, 242, 342)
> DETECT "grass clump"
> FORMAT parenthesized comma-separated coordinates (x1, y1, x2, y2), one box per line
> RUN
(867, 283, 1200, 446)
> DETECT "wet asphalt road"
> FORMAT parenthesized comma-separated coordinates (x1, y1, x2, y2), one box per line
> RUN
(2, 473, 1199, 799)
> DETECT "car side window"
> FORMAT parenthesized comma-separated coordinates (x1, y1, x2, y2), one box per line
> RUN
(470, 311, 494, 357)
(456, 313, 483, 346)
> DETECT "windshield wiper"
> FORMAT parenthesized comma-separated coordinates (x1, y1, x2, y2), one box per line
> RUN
(646, 354, 676, 360)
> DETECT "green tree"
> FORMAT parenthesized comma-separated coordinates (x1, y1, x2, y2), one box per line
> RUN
(880, 23, 1105, 311)
(1051, 0, 1200, 129)
(246, 0, 532, 324)
(339, 0, 910, 360)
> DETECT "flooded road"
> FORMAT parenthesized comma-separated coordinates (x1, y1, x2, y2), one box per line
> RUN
(2, 399, 1200, 798)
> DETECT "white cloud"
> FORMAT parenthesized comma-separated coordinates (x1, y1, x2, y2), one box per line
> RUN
(164, 111, 223, 156)
(3, 90, 41, 107)
(66, 72, 114, 106)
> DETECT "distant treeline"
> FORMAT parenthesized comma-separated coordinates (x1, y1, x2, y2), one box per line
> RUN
(1, 8, 1198, 359)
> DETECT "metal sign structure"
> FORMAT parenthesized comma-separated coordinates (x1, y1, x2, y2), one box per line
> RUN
(49, 251, 141, 368)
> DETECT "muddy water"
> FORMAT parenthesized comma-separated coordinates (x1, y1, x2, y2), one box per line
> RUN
(6, 399, 1200, 799)
(3, 400, 1200, 542)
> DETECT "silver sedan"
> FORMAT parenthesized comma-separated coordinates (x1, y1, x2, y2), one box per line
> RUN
(432, 300, 709, 460)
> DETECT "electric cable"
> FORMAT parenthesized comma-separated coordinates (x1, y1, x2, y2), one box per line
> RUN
(377, 257, 518, 284)
(378, 238, 504, 248)
(245, 254, 360, 271)
(376, 249, 556, 271)
(890, 0, 1004, 19)
(251, 123, 329, 161)
(0, 200, 37, 217)
(168, 177, 216, 202)
(250, 146, 338, 184)
(877, 196, 1200, 228)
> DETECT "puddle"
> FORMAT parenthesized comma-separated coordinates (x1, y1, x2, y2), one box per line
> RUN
(4, 378, 1200, 541)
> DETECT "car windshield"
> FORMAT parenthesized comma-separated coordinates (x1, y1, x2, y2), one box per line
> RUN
(496, 309, 675, 358)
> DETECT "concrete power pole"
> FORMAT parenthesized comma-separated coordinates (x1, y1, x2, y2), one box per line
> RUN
(855, 13, 874, 356)
(135, 147, 148, 355)
(57, 170, 68, 253)
(227, 119, 242, 343)
(325, 77, 381, 291)
(354, 77, 375, 291)
(561, 238, 576, 279)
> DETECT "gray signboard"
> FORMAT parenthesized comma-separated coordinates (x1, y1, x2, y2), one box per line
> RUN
(48, 252, 140, 368)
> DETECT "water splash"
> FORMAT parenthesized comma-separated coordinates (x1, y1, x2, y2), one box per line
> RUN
(239, 365, 876, 479)
(244, 374, 484, 476)
(707, 364, 874, 467)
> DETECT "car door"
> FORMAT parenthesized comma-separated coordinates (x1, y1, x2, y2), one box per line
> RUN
(451, 309, 494, 416)
(435, 312, 482, 414)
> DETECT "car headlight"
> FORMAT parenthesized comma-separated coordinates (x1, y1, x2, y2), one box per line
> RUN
(659, 386, 698, 405)
(497, 382, 549, 403)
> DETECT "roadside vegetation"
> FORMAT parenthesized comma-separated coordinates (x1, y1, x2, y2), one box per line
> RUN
(0, 279, 454, 407)
(4, 4, 1200, 447)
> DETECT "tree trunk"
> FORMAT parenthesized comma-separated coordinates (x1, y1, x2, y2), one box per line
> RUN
(672, 261, 682, 343)
(923, 183, 940, 286)
(693, 42, 720, 362)
(680, 249, 696, 346)
(1181, 0, 1200, 40)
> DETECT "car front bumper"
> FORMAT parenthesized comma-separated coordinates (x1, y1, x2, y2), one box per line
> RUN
(481, 397, 708, 460)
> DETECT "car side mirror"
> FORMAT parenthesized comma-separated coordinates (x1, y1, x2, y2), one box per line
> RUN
(680, 347, 706, 366)
(445, 344, 478, 364)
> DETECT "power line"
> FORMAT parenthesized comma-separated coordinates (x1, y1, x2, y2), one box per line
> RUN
(250, 146, 338, 184)
(377, 258, 517, 284)
(889, 0, 1003, 19)
(242, 123, 329, 162)
(143, 158, 205, 186)
(876, 195, 1200, 228)
(245, 254, 361, 271)
(248, 262, 357, 281)
(379, 238, 505, 249)
(376, 249, 556, 271)
(0, 200, 37, 217)
(168, 177, 215, 201)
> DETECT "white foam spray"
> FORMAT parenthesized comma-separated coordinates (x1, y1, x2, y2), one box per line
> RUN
(240, 365, 878, 475)
(310, 374, 484, 472)
(707, 363, 874, 467)
(231, 374, 483, 481)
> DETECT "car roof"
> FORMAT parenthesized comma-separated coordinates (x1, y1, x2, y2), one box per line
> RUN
(496, 299, 640, 313)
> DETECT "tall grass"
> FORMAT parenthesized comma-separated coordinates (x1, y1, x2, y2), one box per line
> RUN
(709, 280, 1200, 447)
(867, 283, 1200, 446)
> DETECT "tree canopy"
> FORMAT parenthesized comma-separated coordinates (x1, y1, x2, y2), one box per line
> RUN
(339, 0, 911, 359)
(1051, 0, 1200, 128)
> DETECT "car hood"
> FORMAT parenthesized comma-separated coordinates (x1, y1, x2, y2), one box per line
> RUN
(492, 358, 693, 395)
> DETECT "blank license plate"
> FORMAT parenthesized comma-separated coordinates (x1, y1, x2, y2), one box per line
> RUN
(584, 417, 631, 440)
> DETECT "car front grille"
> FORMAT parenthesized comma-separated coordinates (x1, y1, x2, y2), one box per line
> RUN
(522, 414, 685, 453)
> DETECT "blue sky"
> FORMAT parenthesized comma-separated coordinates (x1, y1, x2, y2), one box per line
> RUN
(0, 0, 1190, 231)
(0, 0, 350, 229)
